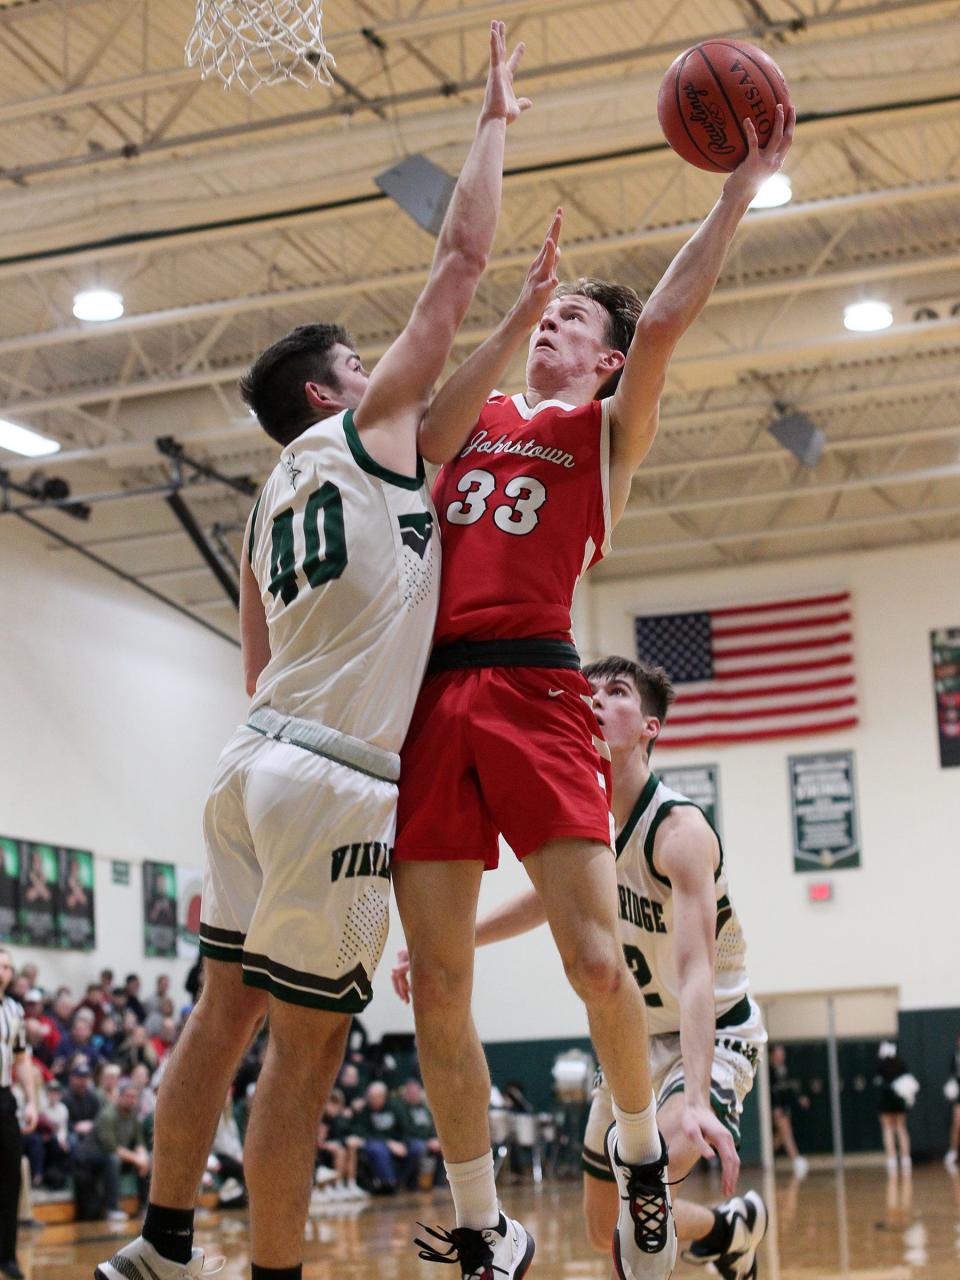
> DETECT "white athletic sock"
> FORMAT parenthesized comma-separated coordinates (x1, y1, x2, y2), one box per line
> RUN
(444, 1151, 499, 1231)
(612, 1093, 660, 1166)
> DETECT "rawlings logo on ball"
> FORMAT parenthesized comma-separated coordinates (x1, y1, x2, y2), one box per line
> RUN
(682, 82, 737, 156)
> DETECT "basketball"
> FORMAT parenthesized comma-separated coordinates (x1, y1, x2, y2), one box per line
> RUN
(657, 39, 792, 173)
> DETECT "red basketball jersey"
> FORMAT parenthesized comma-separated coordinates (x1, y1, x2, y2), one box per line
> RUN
(432, 393, 612, 644)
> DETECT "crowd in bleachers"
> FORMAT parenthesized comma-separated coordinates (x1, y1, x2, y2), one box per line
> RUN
(6, 957, 443, 1224)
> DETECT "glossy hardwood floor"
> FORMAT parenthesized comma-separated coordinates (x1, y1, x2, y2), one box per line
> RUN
(23, 1163, 960, 1279)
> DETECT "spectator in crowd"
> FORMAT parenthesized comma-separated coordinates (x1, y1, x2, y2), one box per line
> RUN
(398, 1077, 442, 1187)
(98, 971, 114, 1001)
(876, 1040, 918, 1173)
(143, 976, 170, 1021)
(22, 1017, 53, 1074)
(97, 1062, 122, 1106)
(128, 1064, 157, 1121)
(183, 957, 203, 1008)
(337, 1062, 364, 1111)
(149, 1017, 178, 1065)
(73, 1081, 149, 1223)
(95, 1013, 121, 1062)
(313, 1089, 367, 1204)
(80, 983, 112, 1031)
(56, 1009, 101, 1078)
(36, 1078, 70, 1190)
(144, 998, 175, 1039)
(122, 976, 146, 1024)
(64, 1061, 100, 1147)
(18, 965, 39, 992)
(770, 1043, 810, 1178)
(49, 992, 74, 1046)
(117, 1023, 158, 1077)
(352, 1081, 413, 1194)
(23, 992, 58, 1062)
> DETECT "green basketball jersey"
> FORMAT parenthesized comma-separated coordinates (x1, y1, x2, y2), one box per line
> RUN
(615, 772, 750, 1035)
(248, 410, 438, 754)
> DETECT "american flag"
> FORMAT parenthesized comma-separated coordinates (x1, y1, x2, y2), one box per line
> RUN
(634, 592, 858, 748)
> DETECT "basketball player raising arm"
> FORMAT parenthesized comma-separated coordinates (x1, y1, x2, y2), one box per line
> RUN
(96, 23, 542, 1280)
(390, 107, 792, 1280)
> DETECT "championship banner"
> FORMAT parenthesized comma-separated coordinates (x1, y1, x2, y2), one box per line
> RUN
(56, 848, 96, 951)
(176, 867, 203, 958)
(657, 765, 721, 833)
(143, 861, 178, 958)
(0, 837, 18, 944)
(18, 841, 59, 946)
(930, 628, 960, 768)
(789, 751, 861, 873)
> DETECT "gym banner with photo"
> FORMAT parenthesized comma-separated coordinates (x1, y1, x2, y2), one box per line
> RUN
(789, 751, 861, 873)
(143, 860, 179, 957)
(56, 847, 96, 951)
(930, 627, 960, 768)
(657, 764, 721, 833)
(176, 866, 203, 959)
(18, 840, 60, 946)
(0, 837, 19, 943)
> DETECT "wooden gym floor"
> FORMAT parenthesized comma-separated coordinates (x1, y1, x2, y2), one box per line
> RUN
(22, 1164, 960, 1279)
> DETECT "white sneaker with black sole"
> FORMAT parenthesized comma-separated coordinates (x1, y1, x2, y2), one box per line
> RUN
(94, 1236, 224, 1280)
(605, 1123, 677, 1280)
(414, 1211, 534, 1279)
(682, 1190, 768, 1280)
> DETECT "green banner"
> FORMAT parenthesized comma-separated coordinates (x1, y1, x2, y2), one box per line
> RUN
(657, 764, 720, 833)
(0, 837, 18, 943)
(931, 628, 960, 768)
(143, 861, 178, 957)
(18, 841, 60, 945)
(789, 751, 861, 873)
(56, 848, 96, 951)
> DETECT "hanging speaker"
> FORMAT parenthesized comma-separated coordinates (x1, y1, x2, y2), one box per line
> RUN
(374, 154, 455, 235)
(768, 410, 826, 468)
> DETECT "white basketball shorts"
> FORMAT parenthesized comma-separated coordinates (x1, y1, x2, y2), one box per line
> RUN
(198, 725, 395, 1011)
(582, 996, 765, 1181)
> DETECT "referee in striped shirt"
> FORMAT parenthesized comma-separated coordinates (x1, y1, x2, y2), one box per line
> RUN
(0, 946, 38, 1280)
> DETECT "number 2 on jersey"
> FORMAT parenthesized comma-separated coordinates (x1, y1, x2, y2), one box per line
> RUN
(268, 481, 347, 605)
(446, 467, 547, 536)
(622, 944, 664, 1007)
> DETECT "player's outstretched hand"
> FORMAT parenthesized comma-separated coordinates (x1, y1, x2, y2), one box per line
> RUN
(724, 102, 796, 205)
(391, 947, 411, 1003)
(512, 208, 563, 329)
(679, 1102, 740, 1198)
(480, 20, 532, 125)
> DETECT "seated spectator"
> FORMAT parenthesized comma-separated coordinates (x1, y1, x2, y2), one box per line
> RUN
(23, 1015, 54, 1074)
(36, 1078, 71, 1190)
(313, 1088, 368, 1203)
(56, 1008, 101, 1077)
(149, 1016, 179, 1064)
(144, 997, 176, 1039)
(98, 969, 114, 1000)
(97, 1062, 122, 1106)
(128, 1063, 157, 1120)
(73, 1081, 150, 1223)
(398, 1077, 442, 1187)
(117, 1022, 158, 1076)
(19, 962, 39, 990)
(351, 1081, 414, 1194)
(123, 974, 146, 1023)
(64, 1060, 100, 1148)
(21, 992, 54, 1067)
(80, 982, 112, 1031)
(337, 1062, 364, 1111)
(51, 989, 75, 1040)
(94, 1012, 121, 1062)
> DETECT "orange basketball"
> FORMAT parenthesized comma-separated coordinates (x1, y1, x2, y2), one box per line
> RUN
(657, 39, 791, 173)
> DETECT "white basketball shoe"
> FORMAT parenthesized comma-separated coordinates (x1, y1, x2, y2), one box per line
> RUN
(414, 1211, 535, 1279)
(605, 1123, 677, 1280)
(682, 1190, 768, 1279)
(95, 1237, 224, 1280)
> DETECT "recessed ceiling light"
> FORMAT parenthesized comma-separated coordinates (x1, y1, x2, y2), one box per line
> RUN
(749, 173, 792, 209)
(0, 418, 60, 457)
(73, 288, 124, 322)
(843, 300, 893, 332)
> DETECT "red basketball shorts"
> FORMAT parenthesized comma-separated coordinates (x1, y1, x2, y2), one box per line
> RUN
(394, 665, 614, 869)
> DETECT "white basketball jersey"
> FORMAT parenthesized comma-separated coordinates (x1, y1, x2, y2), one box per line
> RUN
(247, 409, 438, 754)
(616, 773, 750, 1035)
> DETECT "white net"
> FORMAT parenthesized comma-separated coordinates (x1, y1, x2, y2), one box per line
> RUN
(185, 0, 336, 92)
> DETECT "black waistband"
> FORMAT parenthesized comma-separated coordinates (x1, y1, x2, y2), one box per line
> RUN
(428, 638, 581, 673)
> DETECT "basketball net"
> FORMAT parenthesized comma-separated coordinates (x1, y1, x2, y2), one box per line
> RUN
(185, 0, 336, 92)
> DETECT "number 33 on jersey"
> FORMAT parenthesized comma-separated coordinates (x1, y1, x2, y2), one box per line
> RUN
(432, 393, 614, 645)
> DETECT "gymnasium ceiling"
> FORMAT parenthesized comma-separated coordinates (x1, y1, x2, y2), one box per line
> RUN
(1, 0, 960, 640)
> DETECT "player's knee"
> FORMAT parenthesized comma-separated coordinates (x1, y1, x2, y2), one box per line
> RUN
(563, 944, 624, 1003)
(410, 955, 471, 1020)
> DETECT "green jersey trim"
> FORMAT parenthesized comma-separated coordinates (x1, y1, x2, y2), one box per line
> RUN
(642, 800, 725, 888)
(343, 409, 425, 491)
(246, 491, 263, 564)
(615, 772, 661, 860)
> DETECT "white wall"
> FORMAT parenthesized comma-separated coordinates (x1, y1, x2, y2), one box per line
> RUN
(364, 536, 960, 1040)
(0, 517, 247, 998)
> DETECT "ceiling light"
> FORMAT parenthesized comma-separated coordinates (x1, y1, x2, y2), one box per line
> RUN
(749, 173, 792, 209)
(843, 300, 893, 332)
(0, 418, 60, 457)
(73, 287, 124, 322)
